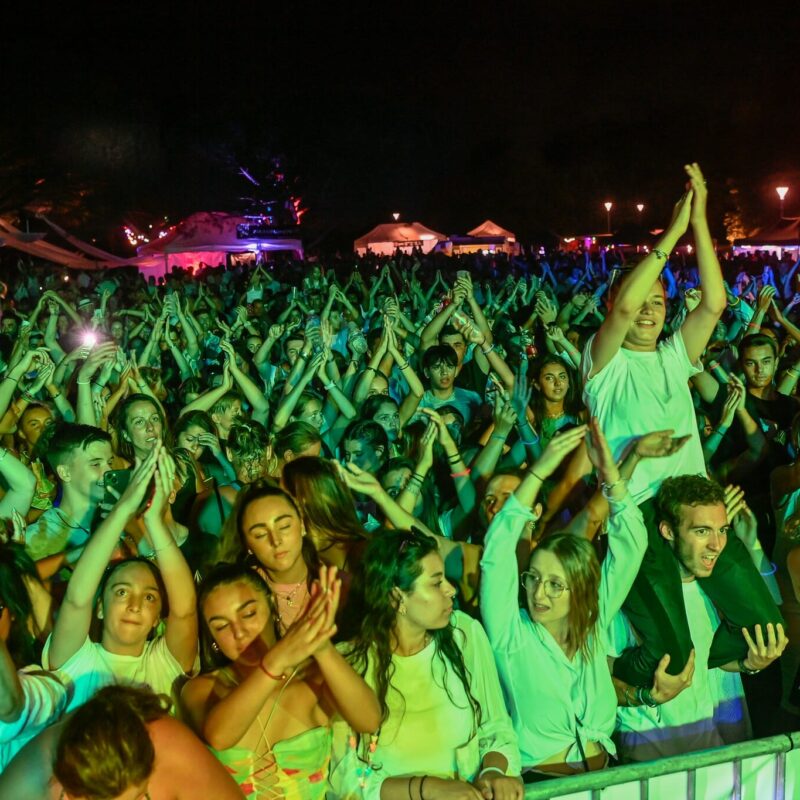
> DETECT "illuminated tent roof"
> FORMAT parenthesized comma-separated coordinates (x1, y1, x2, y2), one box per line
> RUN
(354, 222, 447, 254)
(466, 220, 515, 240)
(736, 217, 800, 247)
(138, 211, 303, 258)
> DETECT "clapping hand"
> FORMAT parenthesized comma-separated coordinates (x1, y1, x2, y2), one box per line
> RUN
(633, 429, 690, 459)
(741, 623, 789, 672)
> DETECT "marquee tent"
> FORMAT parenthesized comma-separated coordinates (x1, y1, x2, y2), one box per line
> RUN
(354, 222, 447, 256)
(137, 211, 304, 270)
(445, 219, 520, 256)
(735, 217, 800, 257)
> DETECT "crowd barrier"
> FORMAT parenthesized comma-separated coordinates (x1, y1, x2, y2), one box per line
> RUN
(523, 732, 800, 799)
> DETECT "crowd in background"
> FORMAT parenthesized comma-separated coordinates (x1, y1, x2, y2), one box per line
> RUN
(0, 164, 799, 799)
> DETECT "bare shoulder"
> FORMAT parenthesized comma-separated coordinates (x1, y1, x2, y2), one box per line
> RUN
(147, 717, 244, 799)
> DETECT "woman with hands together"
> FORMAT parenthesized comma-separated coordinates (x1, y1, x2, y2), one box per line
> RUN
(182, 563, 380, 800)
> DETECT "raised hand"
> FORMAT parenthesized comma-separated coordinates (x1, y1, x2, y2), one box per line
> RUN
(684, 288, 702, 313)
(531, 424, 587, 481)
(684, 162, 708, 225)
(143, 448, 177, 522)
(268, 323, 285, 341)
(666, 188, 694, 239)
(757, 284, 777, 313)
(584, 417, 616, 482)
(741, 623, 789, 672)
(633, 429, 691, 459)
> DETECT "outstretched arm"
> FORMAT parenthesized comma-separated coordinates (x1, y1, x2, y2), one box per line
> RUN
(680, 164, 727, 363)
(588, 189, 692, 378)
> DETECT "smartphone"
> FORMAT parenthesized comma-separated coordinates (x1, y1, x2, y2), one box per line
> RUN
(104, 469, 154, 514)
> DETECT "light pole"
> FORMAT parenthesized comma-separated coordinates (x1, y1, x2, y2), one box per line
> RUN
(604, 202, 613, 234)
(776, 187, 789, 219)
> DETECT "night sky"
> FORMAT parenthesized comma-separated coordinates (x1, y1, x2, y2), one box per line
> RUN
(2, 2, 799, 252)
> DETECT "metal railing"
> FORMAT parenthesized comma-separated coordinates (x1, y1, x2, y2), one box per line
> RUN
(524, 731, 800, 799)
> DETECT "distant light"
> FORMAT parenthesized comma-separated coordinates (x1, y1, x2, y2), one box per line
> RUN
(482, 249, 489, 255)
(563, 237, 575, 243)
(63, 275, 69, 282)
(604, 202, 613, 212)
(392, 212, 400, 221)
(591, 237, 596, 244)
(636, 203, 645, 212)
(776, 186, 789, 201)
(420, 234, 435, 241)
(687, 244, 693, 253)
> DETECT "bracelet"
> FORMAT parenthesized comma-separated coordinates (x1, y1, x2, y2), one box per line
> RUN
(527, 469, 545, 482)
(490, 433, 506, 442)
(410, 472, 426, 483)
(398, 362, 410, 370)
(407, 778, 413, 800)
(419, 776, 428, 800)
(760, 561, 778, 577)
(49, 391, 62, 400)
(636, 686, 659, 707)
(482, 344, 495, 355)
(519, 438, 538, 446)
(738, 657, 761, 676)
(447, 454, 461, 463)
(450, 468, 471, 478)
(76, 379, 92, 385)
(601, 477, 626, 496)
(623, 685, 636, 706)
(3, 376, 18, 384)
(259, 660, 288, 681)
(652, 248, 669, 261)
(364, 366, 377, 373)
(21, 391, 36, 402)
(324, 381, 336, 391)
(478, 767, 506, 779)
(728, 296, 741, 307)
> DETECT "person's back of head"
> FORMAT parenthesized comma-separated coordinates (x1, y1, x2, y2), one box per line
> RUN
(54, 686, 169, 800)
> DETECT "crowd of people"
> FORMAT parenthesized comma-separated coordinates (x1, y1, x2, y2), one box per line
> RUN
(0, 162, 798, 799)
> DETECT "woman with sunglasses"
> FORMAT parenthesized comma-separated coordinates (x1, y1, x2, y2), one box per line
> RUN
(480, 420, 656, 779)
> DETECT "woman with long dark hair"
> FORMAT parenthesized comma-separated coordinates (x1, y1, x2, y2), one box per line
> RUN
(331, 528, 521, 800)
(182, 563, 380, 800)
(217, 481, 321, 636)
(527, 355, 585, 453)
(281, 457, 370, 572)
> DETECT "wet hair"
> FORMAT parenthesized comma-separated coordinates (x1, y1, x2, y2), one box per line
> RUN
(656, 475, 726, 535)
(196, 562, 272, 671)
(43, 423, 112, 473)
(530, 534, 600, 659)
(422, 345, 459, 371)
(272, 421, 322, 460)
(739, 332, 779, 362)
(344, 528, 480, 729)
(54, 686, 169, 800)
(0, 541, 45, 666)
(113, 394, 167, 461)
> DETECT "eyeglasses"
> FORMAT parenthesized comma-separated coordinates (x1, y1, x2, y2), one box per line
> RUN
(520, 571, 570, 599)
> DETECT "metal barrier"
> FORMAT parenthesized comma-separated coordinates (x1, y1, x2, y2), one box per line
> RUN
(523, 732, 800, 799)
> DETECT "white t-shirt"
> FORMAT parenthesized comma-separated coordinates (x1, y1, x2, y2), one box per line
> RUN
(609, 580, 750, 762)
(42, 635, 185, 713)
(416, 388, 483, 426)
(581, 331, 707, 503)
(0, 669, 70, 771)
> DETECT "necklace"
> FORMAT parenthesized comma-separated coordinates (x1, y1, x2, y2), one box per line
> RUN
(271, 581, 306, 608)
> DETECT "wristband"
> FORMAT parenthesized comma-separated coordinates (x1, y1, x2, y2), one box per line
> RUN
(411, 472, 426, 483)
(519, 438, 538, 446)
(478, 767, 506, 779)
(3, 376, 18, 384)
(481, 344, 495, 355)
(419, 776, 428, 800)
(637, 686, 659, 707)
(738, 657, 761, 676)
(324, 381, 336, 391)
(652, 248, 669, 261)
(490, 433, 506, 442)
(450, 468, 471, 478)
(527, 469, 545, 482)
(259, 660, 288, 681)
(760, 562, 778, 577)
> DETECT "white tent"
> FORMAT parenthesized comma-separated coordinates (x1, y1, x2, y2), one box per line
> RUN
(354, 222, 446, 256)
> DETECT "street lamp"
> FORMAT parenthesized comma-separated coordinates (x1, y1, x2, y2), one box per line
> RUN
(604, 202, 613, 233)
(776, 187, 789, 219)
(636, 203, 644, 214)
(392, 212, 400, 222)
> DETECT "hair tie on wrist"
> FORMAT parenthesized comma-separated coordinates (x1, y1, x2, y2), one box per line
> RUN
(259, 661, 287, 681)
(450, 468, 471, 478)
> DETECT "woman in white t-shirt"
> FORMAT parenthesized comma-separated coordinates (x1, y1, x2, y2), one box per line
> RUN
(330, 527, 521, 800)
(43, 444, 198, 711)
